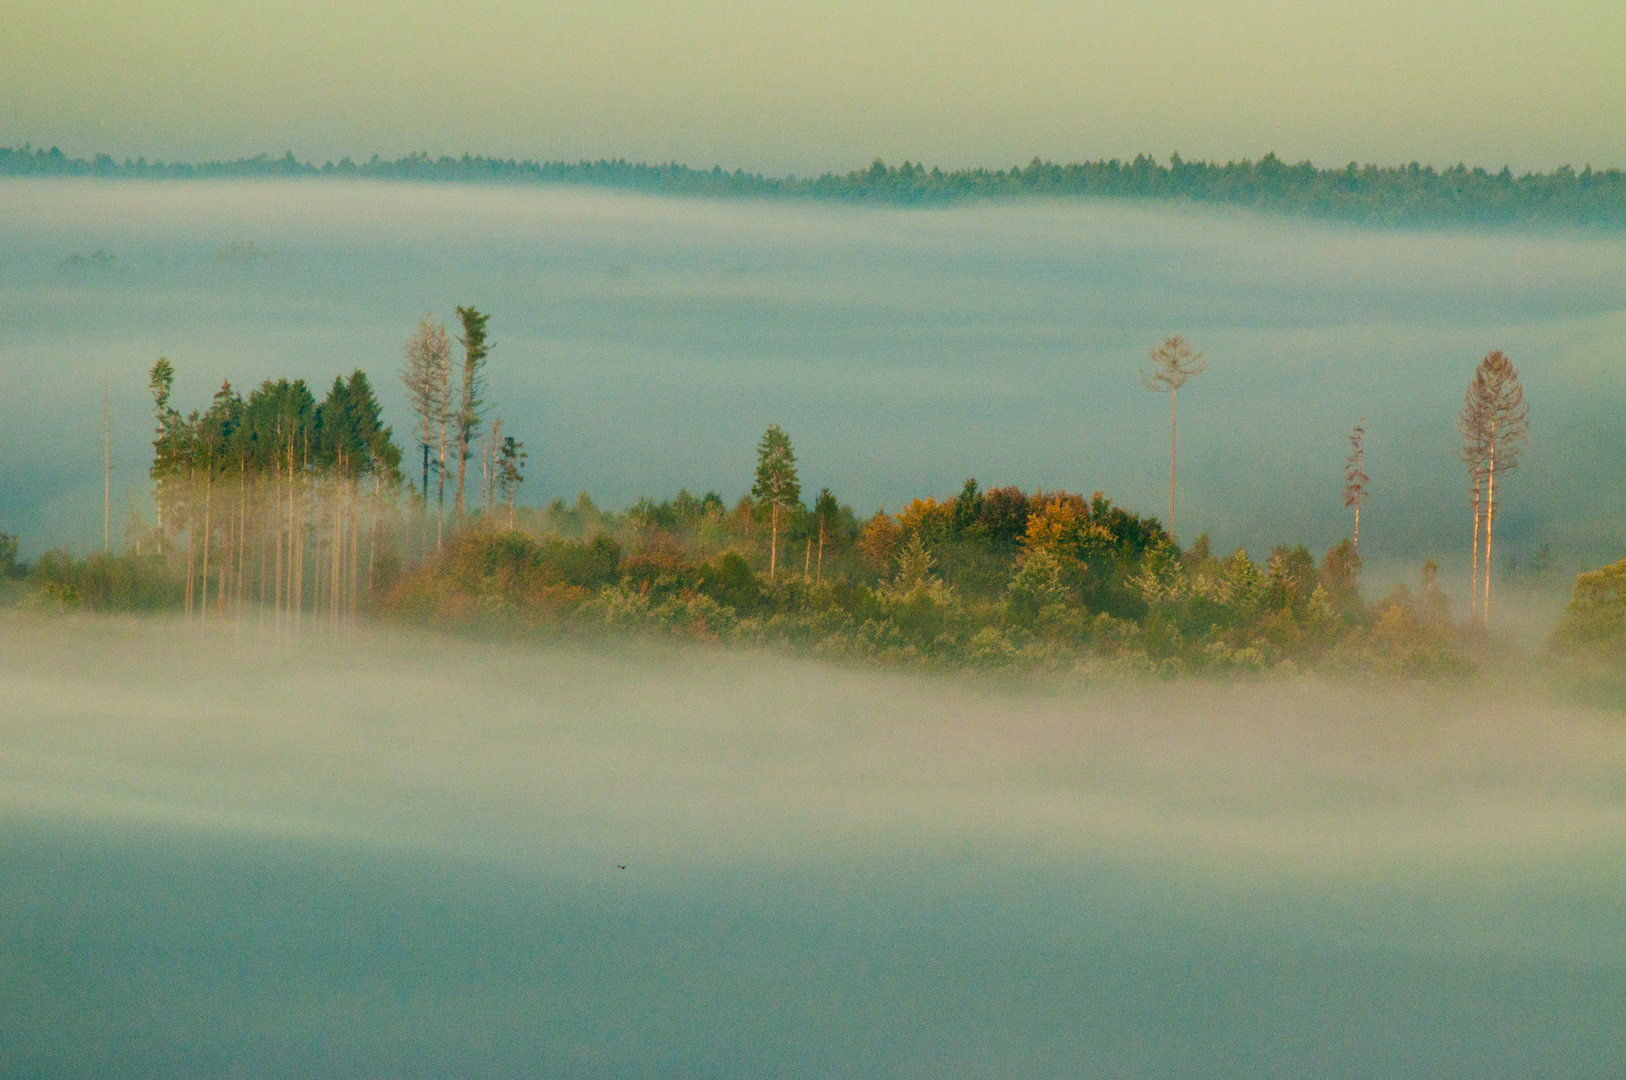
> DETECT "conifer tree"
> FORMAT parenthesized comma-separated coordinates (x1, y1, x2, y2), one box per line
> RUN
(497, 434, 527, 531)
(751, 424, 800, 579)
(814, 487, 839, 584)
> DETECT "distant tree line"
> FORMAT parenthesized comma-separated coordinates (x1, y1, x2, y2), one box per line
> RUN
(5, 145, 1625, 226)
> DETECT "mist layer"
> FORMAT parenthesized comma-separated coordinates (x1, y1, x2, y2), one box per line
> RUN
(1, 615, 1623, 1076)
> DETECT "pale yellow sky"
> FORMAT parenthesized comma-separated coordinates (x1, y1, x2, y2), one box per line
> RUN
(6, 0, 1623, 172)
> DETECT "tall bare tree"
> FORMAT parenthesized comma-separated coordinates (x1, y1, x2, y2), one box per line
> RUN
(453, 306, 490, 520)
(402, 315, 451, 551)
(1140, 335, 1206, 541)
(1343, 418, 1370, 557)
(1458, 350, 1529, 626)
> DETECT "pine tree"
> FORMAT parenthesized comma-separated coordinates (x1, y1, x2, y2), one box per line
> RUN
(751, 424, 801, 579)
(497, 434, 527, 531)
(814, 488, 839, 584)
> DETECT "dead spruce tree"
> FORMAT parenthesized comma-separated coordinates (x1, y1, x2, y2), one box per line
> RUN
(402, 314, 450, 548)
(1140, 335, 1206, 542)
(1344, 418, 1370, 557)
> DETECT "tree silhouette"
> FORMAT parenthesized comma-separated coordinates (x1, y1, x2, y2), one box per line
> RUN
(1140, 336, 1206, 541)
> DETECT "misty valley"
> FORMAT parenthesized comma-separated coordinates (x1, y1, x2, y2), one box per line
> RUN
(2, 176, 1624, 1077)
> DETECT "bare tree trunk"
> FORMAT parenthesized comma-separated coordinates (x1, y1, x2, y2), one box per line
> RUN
(261, 474, 270, 622)
(102, 379, 110, 554)
(1169, 386, 1178, 541)
(237, 461, 247, 621)
(369, 473, 380, 595)
(1352, 501, 1359, 559)
(349, 479, 359, 619)
(200, 468, 212, 630)
(770, 503, 779, 580)
(1469, 473, 1482, 623)
(185, 474, 196, 623)
(437, 419, 447, 549)
(1484, 424, 1497, 626)
(817, 518, 825, 585)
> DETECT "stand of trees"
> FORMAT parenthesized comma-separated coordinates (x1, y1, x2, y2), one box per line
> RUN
(143, 359, 404, 630)
(14, 321, 1622, 688)
(6, 145, 1626, 227)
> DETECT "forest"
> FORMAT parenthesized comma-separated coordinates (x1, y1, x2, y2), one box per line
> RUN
(4, 145, 1625, 227)
(5, 318, 1623, 692)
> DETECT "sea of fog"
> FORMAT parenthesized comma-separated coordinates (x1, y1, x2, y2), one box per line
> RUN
(1, 177, 1624, 581)
(1, 615, 1624, 1078)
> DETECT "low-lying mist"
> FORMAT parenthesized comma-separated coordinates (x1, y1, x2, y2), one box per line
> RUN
(4, 613, 1621, 875)
(4, 177, 1625, 575)
(3, 614, 1623, 1077)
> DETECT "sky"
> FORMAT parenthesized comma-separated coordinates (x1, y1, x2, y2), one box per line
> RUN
(5, 0, 1624, 174)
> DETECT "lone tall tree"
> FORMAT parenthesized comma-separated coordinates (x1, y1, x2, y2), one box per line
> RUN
(1344, 418, 1370, 557)
(1140, 335, 1206, 540)
(751, 424, 800, 580)
(1458, 350, 1529, 626)
(453, 306, 490, 519)
(401, 315, 450, 502)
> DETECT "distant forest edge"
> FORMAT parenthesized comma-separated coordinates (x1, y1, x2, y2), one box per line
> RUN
(5, 145, 1626, 226)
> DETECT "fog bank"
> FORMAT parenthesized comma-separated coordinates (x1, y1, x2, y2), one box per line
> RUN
(3, 178, 1624, 574)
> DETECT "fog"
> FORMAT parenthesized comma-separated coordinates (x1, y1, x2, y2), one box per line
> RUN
(2, 614, 1624, 1077)
(3, 177, 1624, 576)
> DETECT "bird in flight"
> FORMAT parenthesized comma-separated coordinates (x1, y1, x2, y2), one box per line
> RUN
(617, 864, 627, 870)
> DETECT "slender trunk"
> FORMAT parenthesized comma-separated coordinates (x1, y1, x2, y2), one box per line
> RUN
(437, 419, 447, 549)
(817, 518, 825, 584)
(770, 503, 779, 579)
(1169, 386, 1178, 541)
(329, 477, 342, 633)
(102, 380, 110, 554)
(805, 538, 811, 580)
(369, 473, 380, 596)
(508, 486, 515, 532)
(1352, 501, 1359, 559)
(236, 461, 247, 620)
(349, 479, 359, 619)
(1484, 425, 1497, 626)
(1469, 472, 1482, 622)
(201, 468, 212, 630)
(261, 474, 270, 619)
(185, 474, 196, 622)
(455, 432, 467, 519)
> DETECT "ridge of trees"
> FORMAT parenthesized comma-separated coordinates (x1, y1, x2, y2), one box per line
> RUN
(5, 145, 1626, 226)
